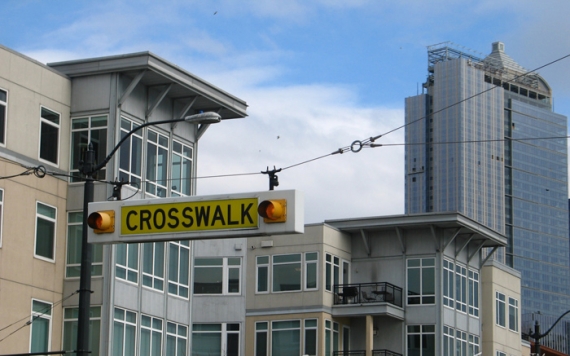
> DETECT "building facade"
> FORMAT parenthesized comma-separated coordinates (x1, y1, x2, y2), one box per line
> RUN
(404, 42, 570, 351)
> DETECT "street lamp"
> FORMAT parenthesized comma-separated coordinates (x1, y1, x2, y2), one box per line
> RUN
(529, 309, 570, 355)
(76, 112, 221, 356)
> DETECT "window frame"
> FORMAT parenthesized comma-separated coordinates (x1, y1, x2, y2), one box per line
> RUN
(140, 314, 163, 356)
(168, 240, 190, 298)
(468, 269, 479, 317)
(508, 297, 519, 332)
(118, 116, 143, 189)
(255, 321, 268, 356)
(112, 307, 137, 356)
(69, 115, 108, 183)
(0, 88, 7, 146)
(115, 243, 139, 284)
(142, 242, 165, 291)
(407, 324, 435, 356)
(496, 291, 506, 328)
(305, 252, 318, 291)
(271, 320, 301, 356)
(0, 188, 4, 248)
(272, 253, 302, 293)
(256, 255, 270, 294)
(191, 323, 240, 356)
(170, 139, 194, 197)
(34, 201, 57, 262)
(304, 319, 318, 356)
(193, 257, 242, 295)
(30, 299, 52, 354)
(145, 129, 170, 198)
(166, 321, 188, 356)
(407, 257, 435, 305)
(63, 306, 101, 356)
(66, 211, 103, 278)
(38, 106, 61, 166)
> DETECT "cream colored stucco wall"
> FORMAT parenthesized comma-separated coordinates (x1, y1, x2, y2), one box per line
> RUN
(0, 46, 70, 354)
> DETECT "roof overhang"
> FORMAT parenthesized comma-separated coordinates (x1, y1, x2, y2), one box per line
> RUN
(325, 212, 507, 248)
(47, 51, 247, 120)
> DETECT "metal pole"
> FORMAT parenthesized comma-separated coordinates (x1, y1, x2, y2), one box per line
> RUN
(77, 145, 95, 356)
(534, 320, 541, 355)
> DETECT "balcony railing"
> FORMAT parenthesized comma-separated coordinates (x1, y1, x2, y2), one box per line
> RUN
(333, 349, 403, 356)
(333, 282, 403, 308)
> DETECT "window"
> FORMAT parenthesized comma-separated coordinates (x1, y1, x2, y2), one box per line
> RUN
(70, 115, 107, 182)
(443, 326, 453, 356)
(273, 254, 301, 292)
(455, 264, 467, 313)
(272, 320, 300, 356)
(455, 330, 467, 356)
(168, 241, 190, 298)
(305, 252, 318, 290)
(304, 319, 317, 356)
(0, 89, 6, 144)
(407, 258, 435, 305)
(191, 323, 240, 356)
(256, 256, 269, 293)
(0, 189, 3, 248)
(468, 270, 479, 317)
(325, 254, 339, 292)
(508, 297, 519, 332)
(407, 325, 435, 356)
(39, 106, 60, 165)
(113, 308, 137, 356)
(443, 260, 454, 308)
(66, 212, 103, 277)
(140, 315, 163, 356)
(63, 306, 101, 356)
(119, 117, 143, 188)
(496, 352, 506, 356)
(171, 140, 193, 197)
(325, 320, 339, 356)
(146, 130, 169, 197)
(496, 292, 506, 327)
(35, 202, 56, 260)
(116, 243, 139, 283)
(166, 322, 188, 356)
(142, 242, 165, 291)
(255, 322, 268, 356)
(193, 257, 241, 295)
(468, 335, 480, 356)
(30, 299, 52, 353)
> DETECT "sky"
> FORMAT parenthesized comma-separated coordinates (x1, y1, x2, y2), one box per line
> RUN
(2, 0, 570, 224)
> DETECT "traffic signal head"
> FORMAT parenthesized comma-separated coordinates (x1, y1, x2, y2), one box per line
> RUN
(87, 210, 115, 234)
(258, 199, 287, 223)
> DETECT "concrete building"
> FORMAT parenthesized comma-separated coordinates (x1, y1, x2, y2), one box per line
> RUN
(405, 42, 570, 352)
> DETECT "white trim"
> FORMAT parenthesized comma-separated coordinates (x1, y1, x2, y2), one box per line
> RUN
(33, 201, 57, 263)
(0, 87, 8, 147)
(38, 105, 61, 167)
(29, 298, 53, 353)
(0, 188, 4, 248)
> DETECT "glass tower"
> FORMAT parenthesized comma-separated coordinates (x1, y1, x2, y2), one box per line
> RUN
(405, 42, 569, 350)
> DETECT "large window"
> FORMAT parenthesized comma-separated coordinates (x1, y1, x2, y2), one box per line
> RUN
(66, 212, 103, 277)
(496, 292, 506, 327)
(455, 264, 467, 313)
(171, 141, 193, 196)
(508, 297, 519, 332)
(70, 115, 107, 182)
(30, 299, 52, 353)
(63, 306, 101, 356)
(443, 260, 454, 308)
(192, 323, 239, 356)
(272, 320, 300, 356)
(140, 315, 163, 356)
(168, 241, 190, 298)
(273, 254, 301, 292)
(142, 242, 165, 291)
(194, 257, 241, 295)
(256, 256, 269, 293)
(166, 322, 188, 356)
(443, 259, 479, 317)
(0, 89, 7, 145)
(407, 258, 435, 305)
(113, 308, 137, 356)
(304, 319, 317, 356)
(116, 243, 139, 283)
(443, 326, 479, 356)
(35, 202, 57, 261)
(119, 117, 143, 188)
(146, 130, 169, 197)
(39, 106, 60, 165)
(325, 254, 339, 292)
(407, 325, 435, 356)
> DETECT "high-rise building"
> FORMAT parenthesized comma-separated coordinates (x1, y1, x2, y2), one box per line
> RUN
(405, 42, 569, 351)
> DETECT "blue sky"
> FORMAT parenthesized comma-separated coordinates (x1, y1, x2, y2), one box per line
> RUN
(3, 0, 570, 223)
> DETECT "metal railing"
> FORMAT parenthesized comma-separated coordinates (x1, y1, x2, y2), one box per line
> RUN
(333, 349, 403, 356)
(333, 282, 403, 307)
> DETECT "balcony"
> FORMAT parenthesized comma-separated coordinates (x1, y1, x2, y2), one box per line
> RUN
(333, 350, 403, 356)
(333, 282, 403, 307)
(331, 282, 404, 319)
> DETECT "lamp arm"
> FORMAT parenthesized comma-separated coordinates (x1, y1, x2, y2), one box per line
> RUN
(538, 309, 570, 339)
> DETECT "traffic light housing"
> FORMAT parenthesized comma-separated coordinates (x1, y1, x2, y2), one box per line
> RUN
(258, 199, 287, 223)
(87, 210, 115, 234)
